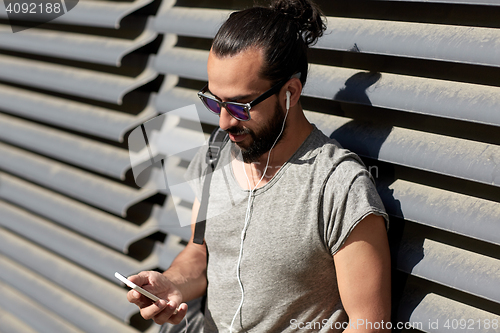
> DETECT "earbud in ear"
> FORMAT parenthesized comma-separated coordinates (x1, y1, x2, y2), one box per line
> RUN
(286, 91, 291, 111)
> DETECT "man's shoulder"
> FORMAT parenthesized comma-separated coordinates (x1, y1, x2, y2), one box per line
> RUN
(298, 126, 366, 174)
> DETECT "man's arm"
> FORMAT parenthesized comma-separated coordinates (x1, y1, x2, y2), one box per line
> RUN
(127, 198, 208, 325)
(333, 214, 391, 332)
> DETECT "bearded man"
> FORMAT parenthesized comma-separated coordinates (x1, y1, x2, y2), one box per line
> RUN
(127, 1, 391, 332)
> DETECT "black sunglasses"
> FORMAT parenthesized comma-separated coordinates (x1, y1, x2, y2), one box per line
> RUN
(197, 73, 301, 121)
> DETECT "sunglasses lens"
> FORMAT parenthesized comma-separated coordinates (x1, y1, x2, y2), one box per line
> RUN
(202, 96, 222, 114)
(226, 104, 250, 121)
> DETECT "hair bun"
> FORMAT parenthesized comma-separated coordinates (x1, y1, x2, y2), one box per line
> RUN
(270, 0, 327, 46)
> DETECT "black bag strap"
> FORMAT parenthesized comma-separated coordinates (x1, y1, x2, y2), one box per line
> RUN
(193, 127, 229, 245)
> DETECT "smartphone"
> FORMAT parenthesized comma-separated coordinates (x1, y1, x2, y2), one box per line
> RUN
(115, 272, 160, 302)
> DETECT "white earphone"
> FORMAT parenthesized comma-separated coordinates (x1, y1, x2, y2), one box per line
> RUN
(286, 90, 291, 111)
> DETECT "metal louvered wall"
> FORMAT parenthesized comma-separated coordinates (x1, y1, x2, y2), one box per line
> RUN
(0, 0, 499, 333)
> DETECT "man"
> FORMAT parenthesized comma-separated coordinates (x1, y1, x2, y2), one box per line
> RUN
(127, 1, 391, 332)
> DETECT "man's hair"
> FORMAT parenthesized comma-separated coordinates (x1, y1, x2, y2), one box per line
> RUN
(211, 0, 327, 88)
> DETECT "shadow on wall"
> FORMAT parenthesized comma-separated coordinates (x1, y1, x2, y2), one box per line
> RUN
(328, 71, 424, 329)
(334, 71, 381, 107)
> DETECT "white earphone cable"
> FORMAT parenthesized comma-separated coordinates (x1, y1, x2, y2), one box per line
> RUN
(229, 93, 291, 332)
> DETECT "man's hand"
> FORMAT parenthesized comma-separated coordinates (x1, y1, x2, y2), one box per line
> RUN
(127, 199, 207, 325)
(126, 271, 188, 325)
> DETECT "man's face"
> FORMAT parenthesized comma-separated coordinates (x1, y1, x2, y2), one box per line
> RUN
(207, 48, 286, 162)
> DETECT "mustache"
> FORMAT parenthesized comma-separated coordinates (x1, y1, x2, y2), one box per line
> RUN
(225, 127, 251, 136)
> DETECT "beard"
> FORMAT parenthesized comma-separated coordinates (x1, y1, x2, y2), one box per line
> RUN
(227, 100, 287, 163)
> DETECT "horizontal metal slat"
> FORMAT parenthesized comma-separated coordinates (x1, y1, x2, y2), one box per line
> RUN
(0, 18, 157, 66)
(400, 284, 500, 333)
(153, 7, 500, 68)
(305, 64, 500, 127)
(154, 47, 208, 80)
(0, 312, 39, 333)
(0, 83, 157, 142)
(380, 179, 500, 246)
(0, 307, 39, 333)
(0, 54, 158, 104)
(0, 280, 84, 333)
(0, 227, 138, 324)
(0, 143, 156, 217)
(0, 0, 155, 29)
(306, 112, 500, 187)
(0, 200, 161, 278)
(316, 18, 500, 68)
(0, 113, 131, 179)
(153, 7, 230, 38)
(154, 47, 500, 127)
(0, 172, 161, 253)
(398, 235, 500, 304)
(0, 254, 139, 333)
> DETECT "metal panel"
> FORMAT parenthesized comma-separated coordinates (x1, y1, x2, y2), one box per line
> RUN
(0, 18, 157, 66)
(0, 0, 156, 29)
(316, 17, 500, 68)
(0, 280, 85, 333)
(0, 54, 158, 104)
(0, 307, 40, 333)
(0, 83, 158, 142)
(153, 47, 500, 127)
(305, 111, 500, 187)
(0, 254, 140, 333)
(398, 236, 500, 303)
(400, 285, 500, 332)
(0, 113, 132, 179)
(0, 172, 161, 252)
(381, 179, 500, 246)
(0, 227, 138, 323)
(305, 64, 500, 127)
(0, 143, 156, 217)
(0, 200, 161, 278)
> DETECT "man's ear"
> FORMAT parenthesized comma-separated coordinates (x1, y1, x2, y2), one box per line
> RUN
(284, 77, 303, 109)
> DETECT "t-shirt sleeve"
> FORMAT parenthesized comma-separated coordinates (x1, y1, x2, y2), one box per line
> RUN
(322, 158, 389, 256)
(184, 144, 209, 202)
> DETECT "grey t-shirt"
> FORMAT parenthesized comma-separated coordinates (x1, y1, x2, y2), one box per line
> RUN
(185, 126, 388, 332)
